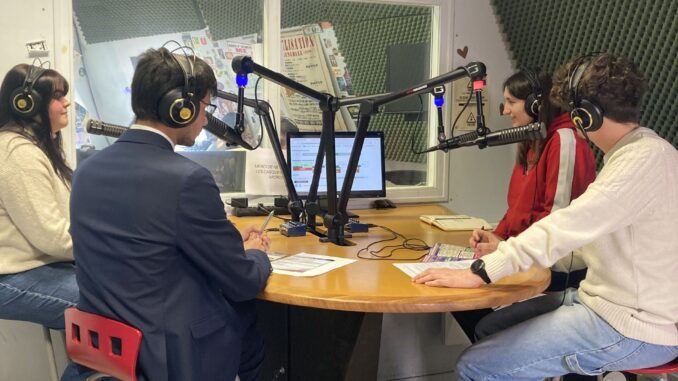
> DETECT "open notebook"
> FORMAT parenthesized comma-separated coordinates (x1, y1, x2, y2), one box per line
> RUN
(419, 214, 490, 232)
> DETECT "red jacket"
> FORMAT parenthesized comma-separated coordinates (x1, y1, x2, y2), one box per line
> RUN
(494, 113, 596, 239)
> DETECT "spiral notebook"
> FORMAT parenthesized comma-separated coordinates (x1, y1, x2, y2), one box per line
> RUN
(419, 214, 490, 232)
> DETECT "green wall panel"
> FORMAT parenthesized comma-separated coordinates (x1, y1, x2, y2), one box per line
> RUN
(492, 0, 678, 165)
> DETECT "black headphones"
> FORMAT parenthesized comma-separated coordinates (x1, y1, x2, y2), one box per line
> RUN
(158, 43, 198, 128)
(10, 64, 47, 118)
(522, 67, 543, 119)
(568, 54, 604, 132)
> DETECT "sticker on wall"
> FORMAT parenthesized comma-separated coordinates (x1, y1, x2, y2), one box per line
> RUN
(456, 45, 469, 59)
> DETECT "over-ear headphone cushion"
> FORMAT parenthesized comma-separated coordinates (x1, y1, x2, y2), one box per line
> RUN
(10, 85, 43, 118)
(524, 92, 541, 118)
(158, 88, 197, 127)
(571, 99, 604, 132)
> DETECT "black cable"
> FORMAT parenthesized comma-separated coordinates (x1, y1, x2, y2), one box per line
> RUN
(450, 80, 474, 138)
(409, 95, 426, 155)
(251, 75, 266, 149)
(560, 252, 574, 306)
(410, 81, 474, 155)
(356, 225, 430, 260)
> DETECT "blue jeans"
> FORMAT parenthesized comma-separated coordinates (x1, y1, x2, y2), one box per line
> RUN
(457, 289, 678, 380)
(475, 291, 566, 340)
(0, 262, 84, 381)
(0, 262, 78, 329)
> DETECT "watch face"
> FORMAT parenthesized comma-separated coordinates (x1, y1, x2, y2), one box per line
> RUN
(471, 259, 484, 272)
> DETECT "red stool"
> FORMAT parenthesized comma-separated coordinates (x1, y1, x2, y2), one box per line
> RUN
(64, 307, 142, 381)
(625, 356, 678, 381)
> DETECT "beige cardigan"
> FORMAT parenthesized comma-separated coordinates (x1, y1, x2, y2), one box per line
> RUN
(483, 127, 678, 346)
(0, 131, 72, 274)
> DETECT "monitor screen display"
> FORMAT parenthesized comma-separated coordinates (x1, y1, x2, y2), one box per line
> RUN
(287, 131, 386, 198)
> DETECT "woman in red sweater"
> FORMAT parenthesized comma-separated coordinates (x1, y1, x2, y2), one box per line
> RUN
(458, 70, 597, 358)
(471, 69, 596, 287)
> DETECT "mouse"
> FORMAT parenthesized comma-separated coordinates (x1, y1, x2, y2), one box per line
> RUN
(374, 199, 396, 209)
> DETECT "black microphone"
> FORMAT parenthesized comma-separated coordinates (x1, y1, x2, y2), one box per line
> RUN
(421, 122, 545, 153)
(204, 113, 254, 150)
(85, 117, 128, 138)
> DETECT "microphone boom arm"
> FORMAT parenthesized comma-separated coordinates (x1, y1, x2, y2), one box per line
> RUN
(232, 56, 487, 246)
(215, 90, 303, 221)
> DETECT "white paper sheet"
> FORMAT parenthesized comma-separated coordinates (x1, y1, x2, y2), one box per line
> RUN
(271, 253, 356, 277)
(393, 260, 474, 278)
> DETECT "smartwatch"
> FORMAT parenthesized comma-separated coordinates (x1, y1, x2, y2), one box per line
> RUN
(470, 259, 491, 284)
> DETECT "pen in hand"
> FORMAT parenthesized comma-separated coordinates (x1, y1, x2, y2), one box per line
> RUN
(260, 210, 275, 232)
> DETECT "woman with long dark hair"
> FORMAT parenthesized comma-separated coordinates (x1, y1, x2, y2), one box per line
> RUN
(470, 68, 596, 277)
(0, 63, 78, 332)
(455, 69, 597, 357)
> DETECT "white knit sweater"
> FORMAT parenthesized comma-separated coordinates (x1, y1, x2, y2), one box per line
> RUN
(0, 131, 73, 274)
(483, 127, 678, 346)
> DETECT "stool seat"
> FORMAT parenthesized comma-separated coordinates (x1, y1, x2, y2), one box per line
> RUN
(65, 307, 142, 381)
(626, 356, 678, 374)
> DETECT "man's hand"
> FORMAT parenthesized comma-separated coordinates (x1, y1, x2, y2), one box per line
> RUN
(468, 229, 503, 257)
(413, 268, 486, 288)
(244, 234, 270, 252)
(239, 225, 263, 242)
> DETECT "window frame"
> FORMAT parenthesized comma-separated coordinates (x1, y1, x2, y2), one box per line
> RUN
(59, 0, 453, 204)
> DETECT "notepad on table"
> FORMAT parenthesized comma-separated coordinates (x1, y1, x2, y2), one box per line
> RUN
(421, 243, 476, 262)
(419, 214, 490, 232)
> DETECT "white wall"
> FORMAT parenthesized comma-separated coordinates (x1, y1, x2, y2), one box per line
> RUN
(0, 0, 75, 166)
(445, 0, 516, 223)
(0, 2, 73, 379)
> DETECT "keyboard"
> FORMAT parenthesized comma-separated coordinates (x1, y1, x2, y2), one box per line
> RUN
(232, 206, 291, 217)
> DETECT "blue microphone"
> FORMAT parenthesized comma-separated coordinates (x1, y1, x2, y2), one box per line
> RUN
(235, 73, 248, 134)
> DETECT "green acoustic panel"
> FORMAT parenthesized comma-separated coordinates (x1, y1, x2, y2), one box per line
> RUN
(492, 0, 678, 167)
(282, 1, 432, 163)
(197, 0, 263, 41)
(74, 0, 205, 44)
(336, 15, 431, 163)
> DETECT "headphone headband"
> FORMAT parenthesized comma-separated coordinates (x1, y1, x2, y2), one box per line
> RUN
(158, 41, 198, 128)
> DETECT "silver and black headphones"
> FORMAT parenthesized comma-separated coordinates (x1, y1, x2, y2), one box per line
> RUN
(157, 41, 198, 128)
(568, 54, 605, 133)
(10, 60, 49, 118)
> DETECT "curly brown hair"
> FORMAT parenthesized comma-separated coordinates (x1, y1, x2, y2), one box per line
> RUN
(550, 53, 646, 124)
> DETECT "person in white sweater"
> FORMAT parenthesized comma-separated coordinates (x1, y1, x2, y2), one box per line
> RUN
(0, 63, 78, 331)
(414, 53, 678, 380)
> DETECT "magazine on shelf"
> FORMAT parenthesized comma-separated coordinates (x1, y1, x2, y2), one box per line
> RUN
(280, 23, 355, 132)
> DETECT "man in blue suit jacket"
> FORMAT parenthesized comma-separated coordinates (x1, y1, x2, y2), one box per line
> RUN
(69, 46, 272, 381)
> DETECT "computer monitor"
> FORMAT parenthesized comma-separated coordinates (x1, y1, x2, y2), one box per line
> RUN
(287, 131, 386, 199)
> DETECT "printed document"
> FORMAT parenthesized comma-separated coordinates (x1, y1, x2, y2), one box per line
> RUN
(271, 253, 356, 277)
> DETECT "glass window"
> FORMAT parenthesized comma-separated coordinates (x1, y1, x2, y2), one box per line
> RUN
(71, 0, 447, 201)
(279, 0, 435, 190)
(72, 0, 266, 193)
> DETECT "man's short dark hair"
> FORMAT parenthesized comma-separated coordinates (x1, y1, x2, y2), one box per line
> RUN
(131, 47, 217, 122)
(551, 53, 646, 124)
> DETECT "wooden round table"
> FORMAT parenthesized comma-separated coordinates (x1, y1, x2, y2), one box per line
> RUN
(232, 204, 550, 313)
(232, 203, 551, 380)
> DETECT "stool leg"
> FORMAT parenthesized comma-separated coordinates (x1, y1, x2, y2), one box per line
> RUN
(42, 326, 59, 381)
